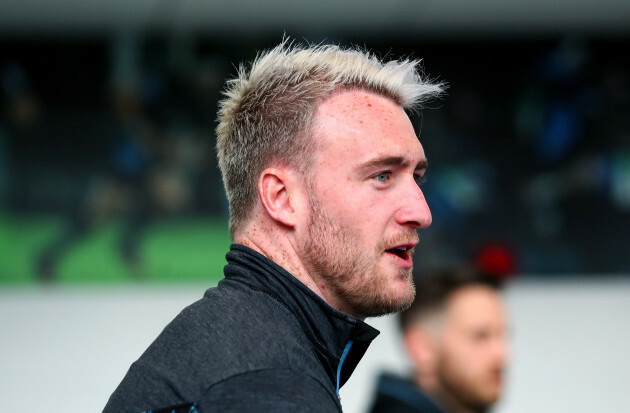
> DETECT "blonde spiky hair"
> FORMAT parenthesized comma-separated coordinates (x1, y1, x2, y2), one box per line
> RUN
(217, 39, 444, 236)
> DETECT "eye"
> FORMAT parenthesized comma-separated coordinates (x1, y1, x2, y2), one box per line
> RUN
(414, 174, 427, 186)
(374, 171, 391, 183)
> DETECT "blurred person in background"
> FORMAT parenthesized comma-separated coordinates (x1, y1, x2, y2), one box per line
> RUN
(35, 77, 201, 280)
(35, 81, 159, 279)
(368, 267, 509, 413)
(104, 39, 444, 412)
(0, 63, 43, 210)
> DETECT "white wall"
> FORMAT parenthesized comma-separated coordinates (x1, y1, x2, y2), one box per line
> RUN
(1, 279, 629, 413)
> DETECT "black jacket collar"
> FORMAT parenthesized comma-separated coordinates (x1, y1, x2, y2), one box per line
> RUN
(221, 244, 380, 389)
(373, 373, 446, 413)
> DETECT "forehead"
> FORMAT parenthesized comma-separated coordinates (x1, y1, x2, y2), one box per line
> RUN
(311, 90, 423, 162)
(444, 286, 505, 328)
(316, 89, 402, 119)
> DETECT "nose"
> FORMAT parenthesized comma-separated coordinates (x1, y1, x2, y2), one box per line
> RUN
(396, 180, 432, 229)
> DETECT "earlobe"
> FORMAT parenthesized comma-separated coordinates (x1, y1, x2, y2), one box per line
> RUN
(258, 168, 297, 228)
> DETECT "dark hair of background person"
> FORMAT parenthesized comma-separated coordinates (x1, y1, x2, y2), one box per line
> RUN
(400, 267, 504, 331)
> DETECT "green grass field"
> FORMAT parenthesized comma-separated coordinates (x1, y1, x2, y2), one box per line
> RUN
(0, 213, 232, 284)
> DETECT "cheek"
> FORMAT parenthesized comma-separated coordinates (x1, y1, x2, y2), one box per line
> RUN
(315, 178, 395, 233)
(354, 194, 398, 229)
(331, 195, 384, 231)
(442, 342, 484, 379)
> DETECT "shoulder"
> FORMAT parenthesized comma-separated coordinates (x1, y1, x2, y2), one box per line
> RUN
(165, 282, 313, 364)
(106, 282, 330, 411)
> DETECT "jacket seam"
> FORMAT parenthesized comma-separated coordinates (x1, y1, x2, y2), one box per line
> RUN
(200, 367, 341, 410)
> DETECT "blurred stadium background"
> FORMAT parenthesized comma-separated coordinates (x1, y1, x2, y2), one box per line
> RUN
(1, 0, 629, 412)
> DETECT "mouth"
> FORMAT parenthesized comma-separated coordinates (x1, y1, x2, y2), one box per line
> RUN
(384, 243, 416, 267)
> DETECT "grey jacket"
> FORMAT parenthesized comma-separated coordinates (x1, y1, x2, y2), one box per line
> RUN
(103, 244, 379, 412)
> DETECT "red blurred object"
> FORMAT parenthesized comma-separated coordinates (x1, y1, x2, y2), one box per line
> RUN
(474, 243, 517, 280)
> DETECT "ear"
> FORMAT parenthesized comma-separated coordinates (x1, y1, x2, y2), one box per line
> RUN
(403, 324, 436, 371)
(258, 167, 299, 228)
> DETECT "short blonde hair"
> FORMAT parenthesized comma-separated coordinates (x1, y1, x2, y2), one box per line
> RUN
(216, 39, 444, 236)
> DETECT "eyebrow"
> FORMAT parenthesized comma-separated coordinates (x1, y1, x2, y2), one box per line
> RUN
(359, 155, 428, 172)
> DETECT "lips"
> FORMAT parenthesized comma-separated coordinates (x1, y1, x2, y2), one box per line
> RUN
(384, 242, 416, 268)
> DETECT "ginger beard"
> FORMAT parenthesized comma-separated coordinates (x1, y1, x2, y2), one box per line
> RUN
(303, 196, 418, 318)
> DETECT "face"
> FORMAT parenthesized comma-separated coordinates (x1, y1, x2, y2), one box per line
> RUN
(435, 286, 509, 411)
(300, 90, 432, 318)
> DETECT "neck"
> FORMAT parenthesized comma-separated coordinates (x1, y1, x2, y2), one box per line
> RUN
(235, 218, 356, 317)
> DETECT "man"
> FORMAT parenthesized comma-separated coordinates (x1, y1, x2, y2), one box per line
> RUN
(104, 40, 443, 412)
(368, 268, 510, 413)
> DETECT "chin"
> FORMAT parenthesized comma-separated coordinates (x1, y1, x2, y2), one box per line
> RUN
(480, 390, 501, 406)
(381, 280, 416, 314)
(353, 283, 416, 318)
(391, 270, 415, 297)
(397, 279, 416, 301)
